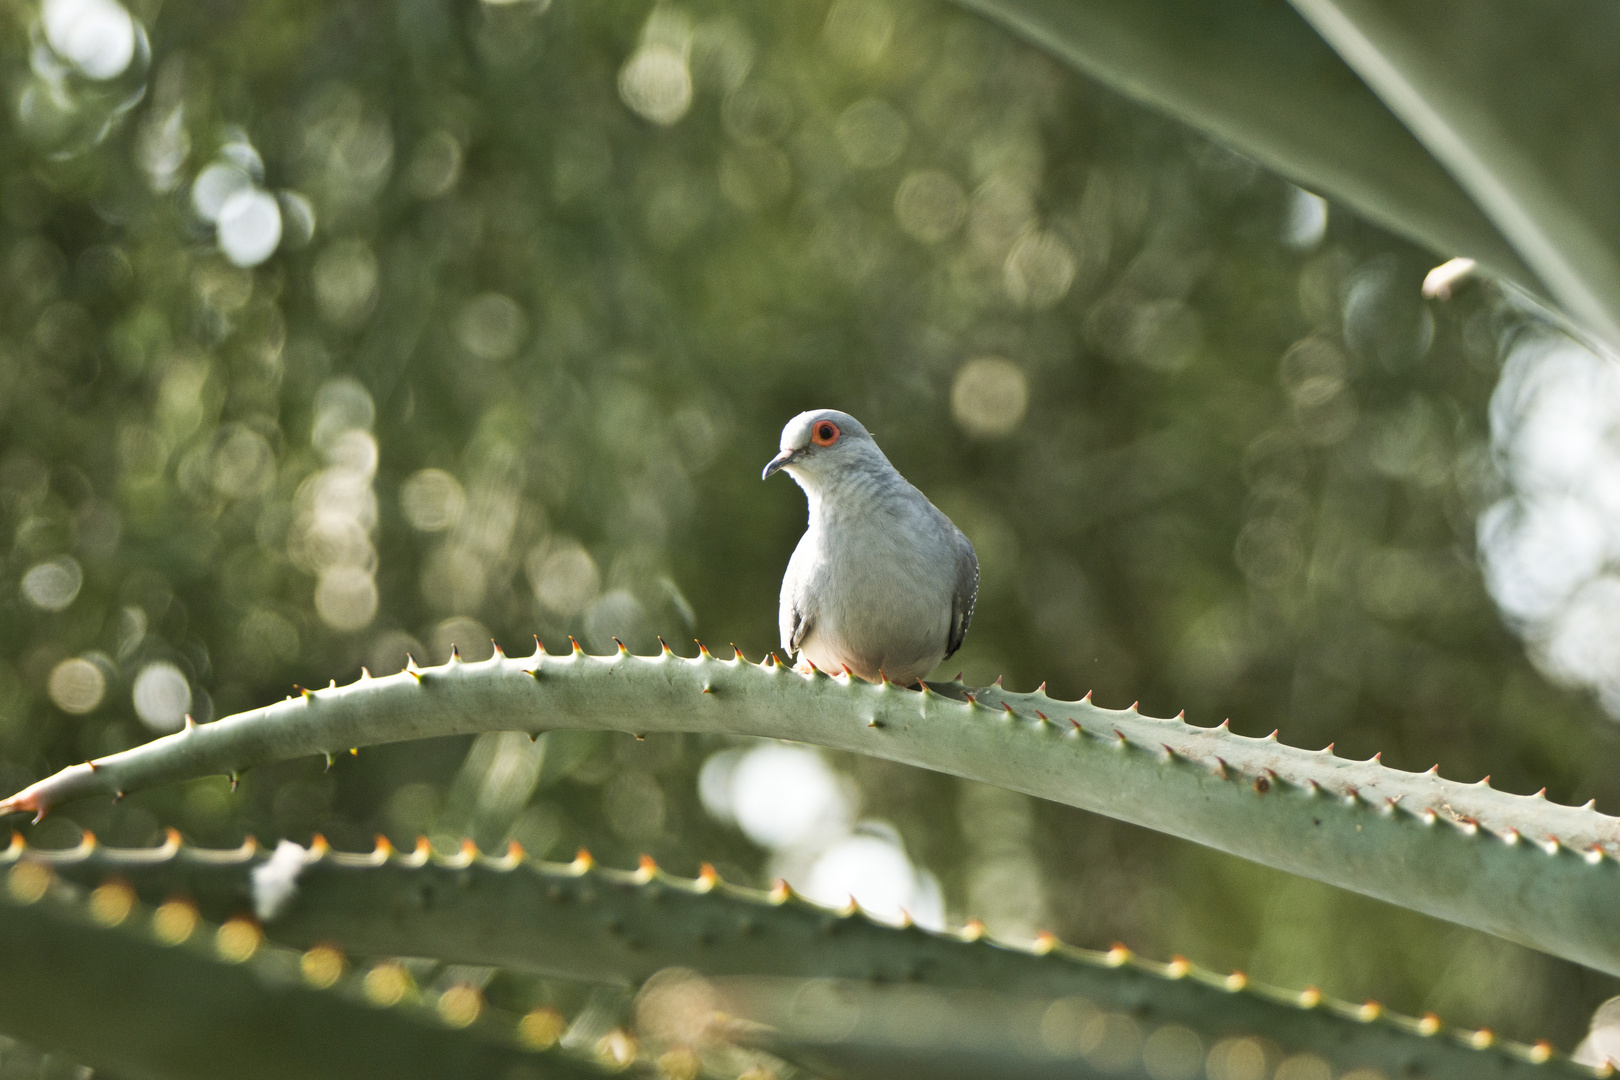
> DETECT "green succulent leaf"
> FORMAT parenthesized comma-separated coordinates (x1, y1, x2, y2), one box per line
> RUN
(952, 0, 1620, 347)
(0, 860, 615, 1080)
(6, 647, 1619, 982)
(5, 834, 1585, 1079)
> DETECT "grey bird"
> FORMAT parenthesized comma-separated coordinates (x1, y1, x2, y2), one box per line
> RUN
(763, 409, 978, 686)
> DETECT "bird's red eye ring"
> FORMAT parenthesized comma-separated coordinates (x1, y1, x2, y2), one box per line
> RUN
(812, 420, 840, 447)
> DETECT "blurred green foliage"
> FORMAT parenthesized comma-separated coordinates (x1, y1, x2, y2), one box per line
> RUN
(1, 0, 1618, 1058)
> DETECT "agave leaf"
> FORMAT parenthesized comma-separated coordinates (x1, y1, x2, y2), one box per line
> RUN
(953, 0, 1620, 349)
(1287, 0, 1620, 345)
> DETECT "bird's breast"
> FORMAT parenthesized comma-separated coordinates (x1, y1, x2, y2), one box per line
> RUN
(795, 509, 955, 682)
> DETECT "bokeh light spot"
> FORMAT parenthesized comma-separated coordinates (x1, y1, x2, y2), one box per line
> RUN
(723, 744, 852, 849)
(1283, 186, 1328, 250)
(132, 661, 190, 732)
(455, 292, 528, 361)
(48, 657, 106, 714)
(191, 162, 253, 223)
(619, 45, 693, 126)
(401, 469, 466, 532)
(823, 0, 894, 65)
(1274, 1053, 1333, 1080)
(312, 240, 379, 328)
(405, 130, 463, 198)
(1004, 229, 1076, 309)
(1142, 1024, 1203, 1080)
(316, 566, 379, 631)
(951, 357, 1028, 439)
(211, 425, 275, 498)
(216, 188, 282, 267)
(21, 556, 83, 612)
(527, 540, 601, 616)
(43, 0, 137, 80)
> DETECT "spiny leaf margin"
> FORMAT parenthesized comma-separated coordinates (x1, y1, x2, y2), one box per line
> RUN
(4, 643, 1620, 977)
(3, 832, 1594, 1079)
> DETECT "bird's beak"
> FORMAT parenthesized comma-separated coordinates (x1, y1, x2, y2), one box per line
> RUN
(762, 448, 801, 480)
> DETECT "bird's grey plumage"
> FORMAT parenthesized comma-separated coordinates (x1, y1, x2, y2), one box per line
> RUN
(763, 409, 978, 685)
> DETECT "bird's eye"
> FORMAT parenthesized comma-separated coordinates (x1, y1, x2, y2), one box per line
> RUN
(812, 421, 840, 446)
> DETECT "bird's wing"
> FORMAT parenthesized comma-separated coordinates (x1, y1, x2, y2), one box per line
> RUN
(782, 596, 813, 654)
(780, 540, 816, 655)
(944, 529, 979, 661)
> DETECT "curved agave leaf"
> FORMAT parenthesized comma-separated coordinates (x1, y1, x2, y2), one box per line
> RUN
(952, 0, 1620, 349)
(0, 861, 614, 1080)
(1287, 0, 1620, 347)
(948, 0, 1536, 287)
(5, 647, 1620, 981)
(5, 836, 1582, 1078)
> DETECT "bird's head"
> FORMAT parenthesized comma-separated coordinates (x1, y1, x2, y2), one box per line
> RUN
(761, 409, 883, 486)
